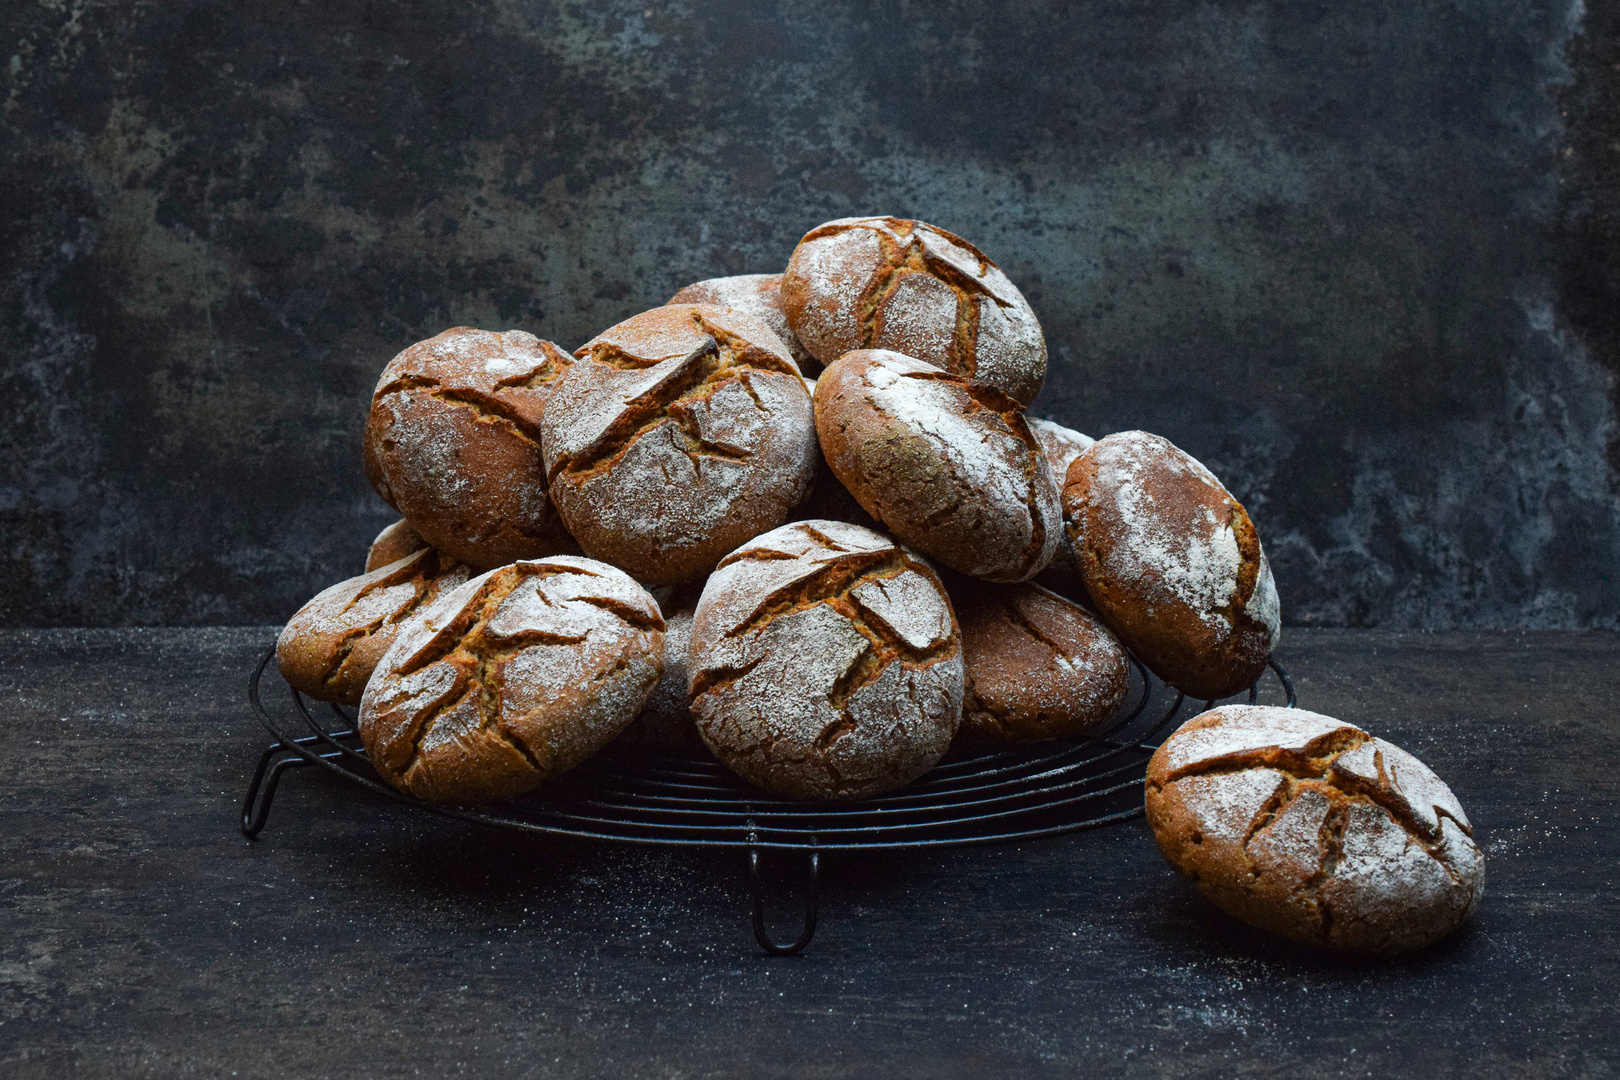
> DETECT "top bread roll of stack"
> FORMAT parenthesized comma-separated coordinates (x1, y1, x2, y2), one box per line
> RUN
(277, 213, 1282, 805)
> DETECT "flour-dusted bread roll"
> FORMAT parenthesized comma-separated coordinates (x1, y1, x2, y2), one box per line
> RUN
(1027, 417, 1096, 600)
(668, 273, 817, 375)
(277, 548, 471, 706)
(613, 599, 706, 752)
(949, 578, 1129, 743)
(781, 217, 1046, 406)
(365, 519, 429, 573)
(814, 350, 1061, 583)
(1146, 706, 1484, 954)
(364, 328, 579, 570)
(689, 520, 964, 800)
(1064, 431, 1280, 699)
(1028, 417, 1096, 476)
(358, 557, 665, 803)
(540, 304, 819, 587)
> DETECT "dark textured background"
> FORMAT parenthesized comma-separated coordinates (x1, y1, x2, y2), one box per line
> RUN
(2, 0, 1617, 628)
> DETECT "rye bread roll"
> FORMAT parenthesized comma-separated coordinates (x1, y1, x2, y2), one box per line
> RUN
(1064, 431, 1280, 700)
(277, 548, 471, 706)
(1146, 706, 1484, 954)
(949, 578, 1130, 743)
(814, 350, 1061, 583)
(364, 327, 579, 570)
(365, 519, 429, 573)
(781, 217, 1046, 406)
(689, 520, 964, 800)
(541, 304, 818, 587)
(1027, 417, 1096, 601)
(612, 602, 706, 753)
(668, 273, 817, 375)
(358, 556, 665, 804)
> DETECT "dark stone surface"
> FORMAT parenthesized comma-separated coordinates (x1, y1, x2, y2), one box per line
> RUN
(0, 628, 1615, 1077)
(1, 1, 1618, 628)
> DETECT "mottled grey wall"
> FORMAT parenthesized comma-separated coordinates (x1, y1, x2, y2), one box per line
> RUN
(3, 0, 1617, 628)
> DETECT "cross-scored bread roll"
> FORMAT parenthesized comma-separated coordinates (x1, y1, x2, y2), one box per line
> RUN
(781, 217, 1046, 406)
(1146, 706, 1484, 954)
(689, 520, 964, 800)
(358, 557, 665, 803)
(540, 304, 818, 587)
(364, 327, 579, 570)
(277, 548, 471, 706)
(668, 273, 817, 375)
(814, 350, 1062, 583)
(1064, 431, 1280, 699)
(949, 578, 1130, 743)
(365, 518, 430, 573)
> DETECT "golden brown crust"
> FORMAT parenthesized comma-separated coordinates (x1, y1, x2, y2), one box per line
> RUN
(668, 273, 818, 375)
(357, 557, 665, 804)
(780, 216, 1046, 405)
(276, 548, 471, 706)
(689, 520, 964, 800)
(365, 519, 429, 573)
(949, 578, 1130, 743)
(364, 327, 580, 570)
(813, 350, 1061, 583)
(1063, 431, 1280, 699)
(540, 304, 818, 586)
(1144, 706, 1484, 954)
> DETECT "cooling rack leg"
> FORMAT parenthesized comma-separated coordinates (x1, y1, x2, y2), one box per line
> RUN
(1269, 657, 1297, 707)
(240, 745, 314, 839)
(749, 847, 819, 956)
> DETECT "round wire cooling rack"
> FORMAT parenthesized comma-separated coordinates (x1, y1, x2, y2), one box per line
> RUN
(240, 650, 1295, 954)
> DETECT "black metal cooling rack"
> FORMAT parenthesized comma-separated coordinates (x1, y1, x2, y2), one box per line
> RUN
(241, 651, 1295, 954)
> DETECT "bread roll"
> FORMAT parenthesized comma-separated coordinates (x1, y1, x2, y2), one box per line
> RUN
(364, 327, 579, 570)
(277, 548, 471, 706)
(950, 578, 1130, 742)
(1146, 705, 1484, 954)
(612, 602, 705, 752)
(1064, 431, 1280, 699)
(1027, 417, 1095, 600)
(365, 519, 429, 573)
(689, 520, 963, 800)
(668, 273, 817, 375)
(358, 557, 665, 803)
(781, 217, 1046, 406)
(814, 350, 1061, 583)
(541, 304, 818, 586)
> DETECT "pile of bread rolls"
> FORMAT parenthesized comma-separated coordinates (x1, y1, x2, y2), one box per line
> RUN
(276, 215, 1481, 954)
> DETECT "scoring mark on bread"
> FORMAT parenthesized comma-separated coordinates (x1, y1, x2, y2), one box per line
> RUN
(317, 553, 466, 688)
(553, 315, 801, 484)
(320, 578, 426, 684)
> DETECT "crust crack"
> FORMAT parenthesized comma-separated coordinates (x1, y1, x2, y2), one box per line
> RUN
(321, 560, 452, 686)
(432, 388, 546, 446)
(1172, 729, 1461, 863)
